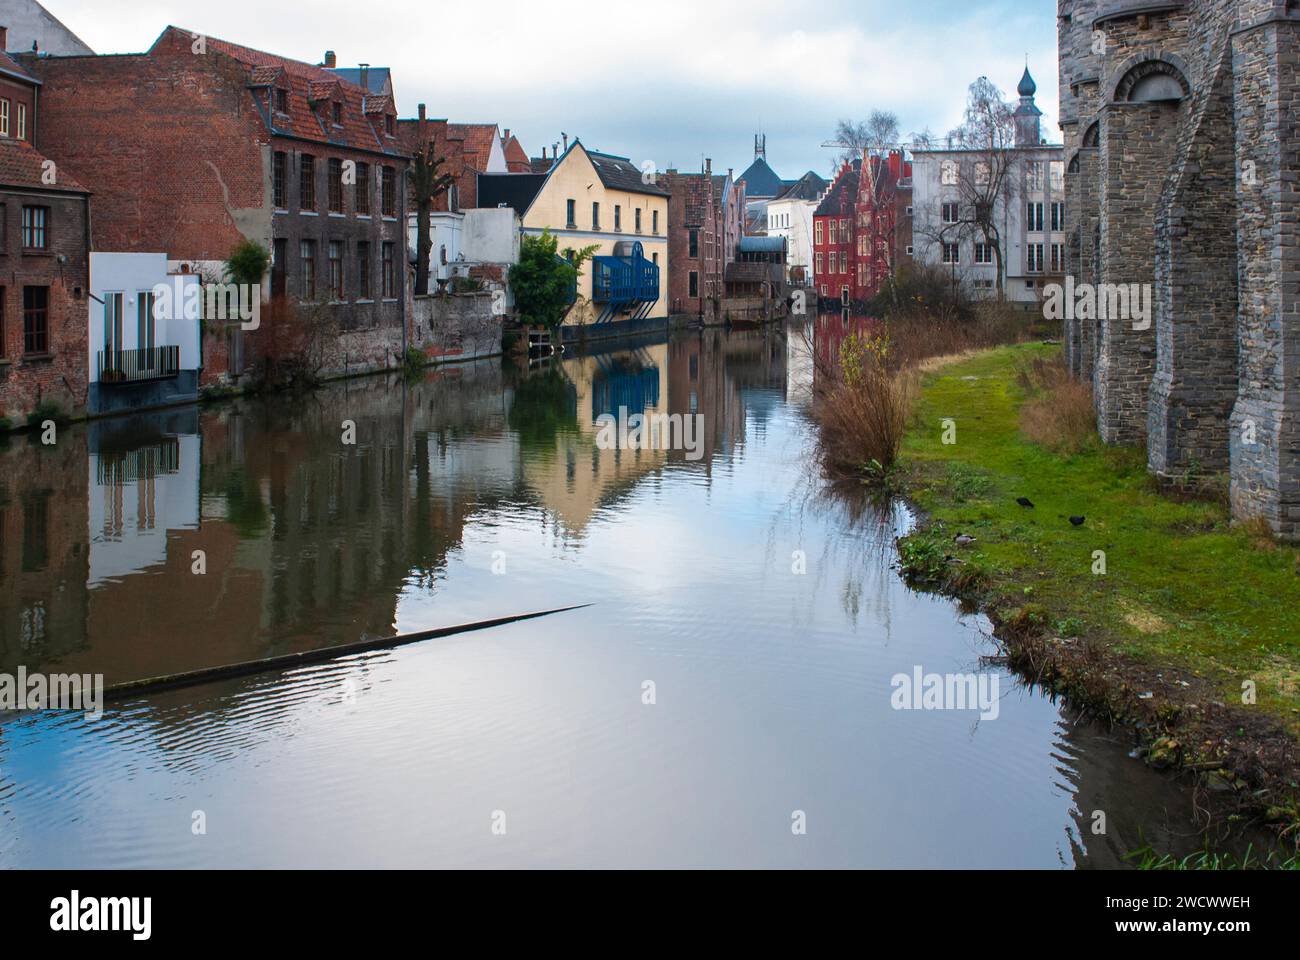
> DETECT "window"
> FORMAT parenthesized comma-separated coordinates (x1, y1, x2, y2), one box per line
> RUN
(300, 154, 316, 211)
(1027, 202, 1044, 232)
(17, 103, 25, 141)
(974, 162, 991, 186)
(839, 252, 847, 274)
(905, 246, 914, 257)
(814, 221, 823, 245)
(941, 160, 959, 185)
(635, 208, 642, 233)
(942, 242, 960, 265)
(331, 102, 342, 126)
(815, 253, 824, 275)
(300, 240, 316, 298)
(689, 271, 698, 297)
(614, 205, 621, 231)
(381, 166, 396, 217)
(272, 238, 287, 296)
(1025, 162, 1045, 191)
(275, 88, 288, 114)
(23, 286, 48, 354)
(382, 242, 395, 298)
(839, 218, 849, 238)
(357, 241, 371, 299)
(689, 229, 699, 258)
(137, 290, 156, 365)
(356, 163, 370, 215)
(592, 202, 600, 230)
(22, 206, 47, 250)
(385, 115, 395, 137)
(566, 199, 576, 228)
(1051, 242, 1066, 273)
(328, 159, 344, 213)
(1027, 243, 1045, 273)
(273, 152, 287, 208)
(1051, 202, 1066, 232)
(942, 202, 960, 224)
(104, 292, 122, 353)
(0, 99, 9, 137)
(1050, 161, 1065, 191)
(329, 241, 344, 300)
(974, 243, 994, 265)
(652, 210, 659, 234)
(828, 221, 837, 244)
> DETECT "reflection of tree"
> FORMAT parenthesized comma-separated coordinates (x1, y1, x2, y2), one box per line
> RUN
(508, 365, 579, 453)
(223, 467, 268, 537)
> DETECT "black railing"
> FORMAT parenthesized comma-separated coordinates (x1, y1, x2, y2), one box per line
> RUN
(97, 346, 180, 385)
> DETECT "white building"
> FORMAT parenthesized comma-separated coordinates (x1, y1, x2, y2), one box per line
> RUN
(910, 67, 1065, 307)
(88, 253, 202, 414)
(765, 172, 826, 287)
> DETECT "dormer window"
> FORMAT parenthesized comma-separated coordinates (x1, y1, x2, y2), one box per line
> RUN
(275, 88, 288, 114)
(385, 114, 395, 137)
(332, 102, 342, 126)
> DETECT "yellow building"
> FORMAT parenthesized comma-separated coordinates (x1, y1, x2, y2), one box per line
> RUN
(479, 140, 670, 325)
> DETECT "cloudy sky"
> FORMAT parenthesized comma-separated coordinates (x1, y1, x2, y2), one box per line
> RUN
(41, 0, 1059, 180)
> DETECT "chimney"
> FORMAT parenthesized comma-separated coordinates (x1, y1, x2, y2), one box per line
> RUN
(542, 147, 547, 160)
(0, 27, 8, 52)
(562, 133, 569, 151)
(358, 63, 370, 90)
(503, 128, 511, 141)
(324, 50, 336, 68)
(705, 157, 712, 176)
(727, 168, 733, 180)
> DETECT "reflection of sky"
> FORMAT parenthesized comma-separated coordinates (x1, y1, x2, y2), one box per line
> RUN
(0, 336, 1219, 869)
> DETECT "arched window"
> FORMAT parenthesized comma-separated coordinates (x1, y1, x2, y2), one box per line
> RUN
(1115, 60, 1189, 103)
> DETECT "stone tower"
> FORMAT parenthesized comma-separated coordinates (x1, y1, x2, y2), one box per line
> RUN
(1058, 0, 1300, 539)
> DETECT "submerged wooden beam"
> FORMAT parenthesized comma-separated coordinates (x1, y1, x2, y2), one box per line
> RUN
(103, 604, 593, 702)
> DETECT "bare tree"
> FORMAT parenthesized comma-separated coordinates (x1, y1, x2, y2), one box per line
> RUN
(914, 77, 1019, 300)
(832, 110, 900, 169)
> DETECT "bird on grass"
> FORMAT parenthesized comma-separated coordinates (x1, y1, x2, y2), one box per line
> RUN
(1069, 516, 1086, 527)
(1016, 497, 1035, 508)
(954, 534, 977, 547)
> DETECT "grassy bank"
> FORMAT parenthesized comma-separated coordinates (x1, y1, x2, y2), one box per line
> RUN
(895, 343, 1300, 832)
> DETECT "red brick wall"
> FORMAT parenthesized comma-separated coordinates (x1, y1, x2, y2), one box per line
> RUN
(0, 189, 90, 421)
(23, 39, 268, 259)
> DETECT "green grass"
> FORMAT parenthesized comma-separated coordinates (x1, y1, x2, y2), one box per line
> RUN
(901, 343, 1300, 731)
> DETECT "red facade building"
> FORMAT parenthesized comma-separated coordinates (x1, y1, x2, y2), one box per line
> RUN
(813, 151, 912, 307)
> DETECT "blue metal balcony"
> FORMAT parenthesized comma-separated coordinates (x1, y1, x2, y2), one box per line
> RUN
(591, 241, 659, 324)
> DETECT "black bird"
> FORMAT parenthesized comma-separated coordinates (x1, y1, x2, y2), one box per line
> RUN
(1069, 516, 1086, 527)
(1016, 497, 1035, 508)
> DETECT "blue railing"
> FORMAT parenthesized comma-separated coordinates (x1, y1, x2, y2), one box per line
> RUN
(591, 241, 659, 323)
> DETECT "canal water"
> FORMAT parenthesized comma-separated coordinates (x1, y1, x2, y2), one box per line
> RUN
(0, 323, 1220, 868)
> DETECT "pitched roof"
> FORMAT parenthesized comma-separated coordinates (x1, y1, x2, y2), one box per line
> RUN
(502, 134, 530, 173)
(447, 123, 500, 173)
(0, 138, 88, 193)
(736, 156, 785, 198)
(529, 157, 554, 174)
(162, 27, 402, 158)
(0, 50, 37, 84)
(774, 170, 828, 202)
(587, 149, 668, 197)
(814, 159, 861, 217)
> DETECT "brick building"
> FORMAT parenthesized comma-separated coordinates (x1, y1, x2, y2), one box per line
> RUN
(813, 152, 913, 308)
(662, 160, 725, 319)
(1058, 0, 1300, 538)
(0, 43, 90, 424)
(23, 26, 410, 387)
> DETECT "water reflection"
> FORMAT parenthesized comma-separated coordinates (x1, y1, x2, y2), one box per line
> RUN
(0, 323, 1237, 868)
